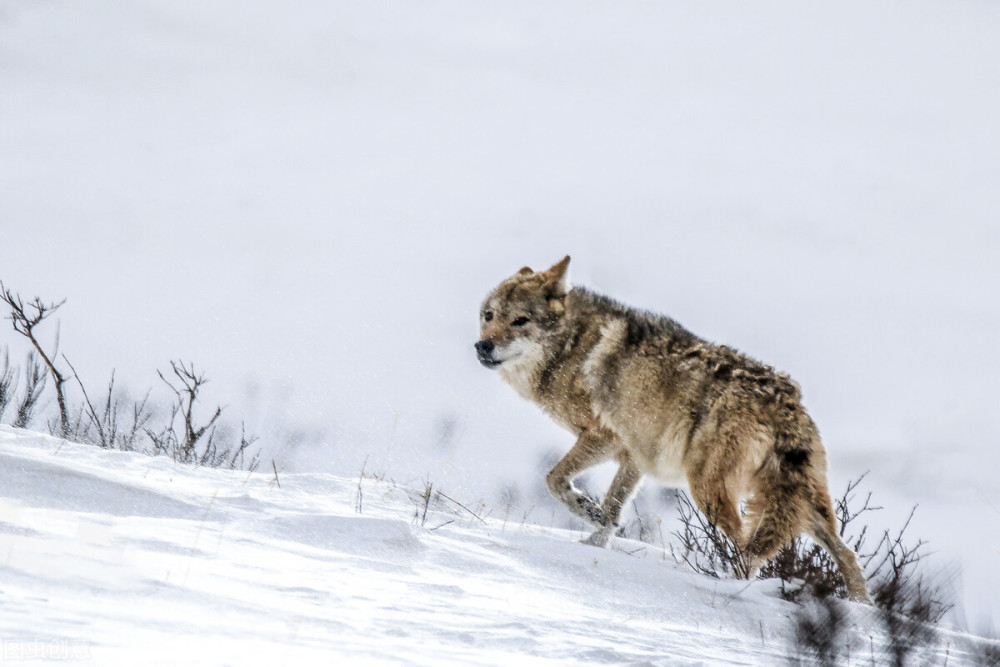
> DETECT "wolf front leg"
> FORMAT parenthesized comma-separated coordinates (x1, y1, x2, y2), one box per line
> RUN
(546, 431, 632, 546)
(582, 454, 643, 547)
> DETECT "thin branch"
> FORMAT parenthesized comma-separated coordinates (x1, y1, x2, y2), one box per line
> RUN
(63, 356, 107, 446)
(435, 489, 488, 525)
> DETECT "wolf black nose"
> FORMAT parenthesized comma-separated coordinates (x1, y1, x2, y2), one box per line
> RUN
(475, 340, 495, 355)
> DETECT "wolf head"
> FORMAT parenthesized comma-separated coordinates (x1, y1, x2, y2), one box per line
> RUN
(475, 255, 571, 371)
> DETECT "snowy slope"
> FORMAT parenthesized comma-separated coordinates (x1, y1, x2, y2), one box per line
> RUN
(0, 426, 993, 665)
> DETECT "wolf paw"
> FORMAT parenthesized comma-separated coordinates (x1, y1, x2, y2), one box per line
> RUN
(581, 527, 613, 548)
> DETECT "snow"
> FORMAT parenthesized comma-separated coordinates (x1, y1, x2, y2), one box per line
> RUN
(1, 0, 999, 646)
(1, 426, 993, 665)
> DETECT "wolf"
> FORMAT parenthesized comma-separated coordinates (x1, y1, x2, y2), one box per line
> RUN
(475, 256, 871, 603)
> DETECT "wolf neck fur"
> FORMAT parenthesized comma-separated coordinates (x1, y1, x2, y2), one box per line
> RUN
(497, 339, 549, 400)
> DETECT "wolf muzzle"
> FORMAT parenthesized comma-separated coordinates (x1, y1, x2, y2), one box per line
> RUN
(474, 340, 501, 368)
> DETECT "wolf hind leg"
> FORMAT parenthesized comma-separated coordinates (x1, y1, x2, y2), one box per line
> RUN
(741, 471, 811, 578)
(742, 463, 874, 606)
(684, 428, 751, 552)
(739, 447, 826, 580)
(806, 489, 872, 604)
(743, 507, 801, 580)
(581, 454, 642, 547)
(546, 431, 619, 534)
(686, 474, 745, 548)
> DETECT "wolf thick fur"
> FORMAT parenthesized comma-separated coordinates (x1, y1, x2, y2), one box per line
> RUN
(475, 256, 871, 603)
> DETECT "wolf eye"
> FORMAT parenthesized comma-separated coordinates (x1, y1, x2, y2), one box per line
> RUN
(512, 316, 530, 327)
(483, 311, 493, 322)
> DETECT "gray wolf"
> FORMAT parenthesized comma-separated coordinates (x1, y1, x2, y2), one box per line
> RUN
(475, 256, 871, 603)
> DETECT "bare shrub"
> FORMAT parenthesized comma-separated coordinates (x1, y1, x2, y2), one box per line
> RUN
(865, 509, 952, 666)
(0, 283, 70, 437)
(974, 630, 1000, 666)
(755, 474, 951, 625)
(670, 489, 752, 579)
(144, 360, 257, 469)
(415, 481, 434, 527)
(790, 591, 848, 667)
(872, 575, 940, 666)
(0, 346, 16, 422)
(63, 359, 153, 451)
(226, 422, 260, 470)
(120, 391, 154, 452)
(767, 476, 952, 665)
(1, 282, 260, 470)
(618, 499, 657, 544)
(147, 360, 222, 464)
(668, 472, 954, 663)
(14, 352, 47, 429)
(405, 479, 486, 530)
(195, 421, 260, 469)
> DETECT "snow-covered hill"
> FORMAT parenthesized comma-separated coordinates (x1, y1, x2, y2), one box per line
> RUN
(1, 426, 994, 665)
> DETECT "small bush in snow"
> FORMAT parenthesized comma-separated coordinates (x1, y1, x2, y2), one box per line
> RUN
(790, 589, 848, 667)
(670, 489, 753, 580)
(671, 472, 952, 612)
(974, 631, 1000, 666)
(1, 283, 71, 437)
(15, 352, 47, 430)
(0, 282, 260, 471)
(0, 346, 15, 421)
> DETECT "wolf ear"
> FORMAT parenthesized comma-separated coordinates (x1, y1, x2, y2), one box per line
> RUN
(517, 266, 533, 276)
(541, 255, 571, 298)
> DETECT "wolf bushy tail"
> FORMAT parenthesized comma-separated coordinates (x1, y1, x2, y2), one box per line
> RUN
(749, 415, 871, 603)
(745, 429, 816, 564)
